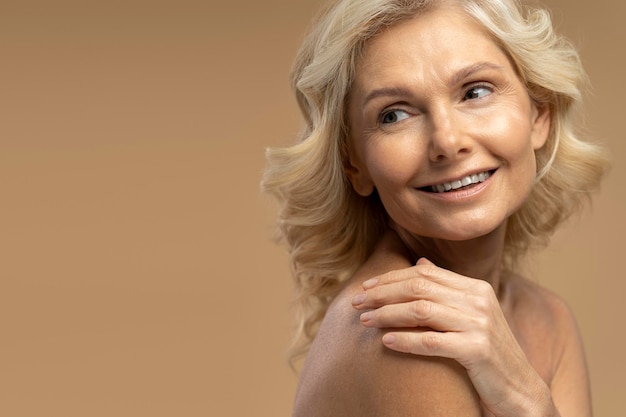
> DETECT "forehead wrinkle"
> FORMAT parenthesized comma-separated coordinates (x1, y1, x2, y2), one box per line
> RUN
(354, 30, 510, 109)
(359, 61, 503, 108)
(354, 46, 440, 106)
(350, 7, 514, 113)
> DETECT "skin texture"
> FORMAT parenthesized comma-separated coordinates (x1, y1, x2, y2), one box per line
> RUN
(292, 5, 592, 417)
(293, 232, 591, 417)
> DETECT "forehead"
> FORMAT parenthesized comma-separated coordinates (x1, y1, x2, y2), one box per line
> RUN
(353, 6, 510, 87)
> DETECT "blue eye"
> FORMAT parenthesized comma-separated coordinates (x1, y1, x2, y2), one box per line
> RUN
(380, 109, 410, 124)
(464, 85, 492, 100)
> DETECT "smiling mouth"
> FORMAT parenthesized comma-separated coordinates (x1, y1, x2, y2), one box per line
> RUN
(421, 170, 495, 193)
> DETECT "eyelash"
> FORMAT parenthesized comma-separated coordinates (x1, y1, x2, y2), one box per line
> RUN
(375, 82, 495, 126)
(463, 82, 494, 100)
(378, 108, 409, 125)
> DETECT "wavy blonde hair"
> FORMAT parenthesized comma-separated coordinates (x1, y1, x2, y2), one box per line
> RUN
(262, 0, 607, 363)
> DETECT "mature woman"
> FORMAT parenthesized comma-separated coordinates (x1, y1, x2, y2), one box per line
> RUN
(263, 0, 607, 415)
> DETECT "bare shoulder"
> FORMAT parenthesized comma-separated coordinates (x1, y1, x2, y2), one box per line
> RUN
(506, 272, 581, 342)
(505, 272, 592, 415)
(292, 231, 482, 417)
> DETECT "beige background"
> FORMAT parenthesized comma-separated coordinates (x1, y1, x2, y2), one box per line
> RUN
(1, 0, 623, 415)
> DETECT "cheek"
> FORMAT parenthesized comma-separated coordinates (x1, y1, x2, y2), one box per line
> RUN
(365, 143, 422, 188)
(502, 132, 540, 207)
(486, 111, 536, 163)
(506, 128, 539, 171)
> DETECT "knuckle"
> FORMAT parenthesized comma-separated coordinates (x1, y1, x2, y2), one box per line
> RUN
(474, 315, 490, 331)
(417, 263, 437, 278)
(474, 295, 490, 313)
(471, 334, 491, 361)
(408, 277, 428, 296)
(473, 281, 495, 311)
(411, 300, 432, 321)
(476, 279, 494, 297)
(422, 332, 442, 353)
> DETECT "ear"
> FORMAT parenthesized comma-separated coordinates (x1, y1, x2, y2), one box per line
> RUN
(344, 152, 375, 197)
(530, 103, 551, 151)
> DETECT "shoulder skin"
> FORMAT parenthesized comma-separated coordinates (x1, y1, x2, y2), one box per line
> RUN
(292, 231, 483, 417)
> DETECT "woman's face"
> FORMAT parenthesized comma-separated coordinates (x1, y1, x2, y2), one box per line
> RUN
(346, 6, 550, 241)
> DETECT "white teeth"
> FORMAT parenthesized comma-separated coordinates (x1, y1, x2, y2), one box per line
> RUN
(430, 171, 492, 193)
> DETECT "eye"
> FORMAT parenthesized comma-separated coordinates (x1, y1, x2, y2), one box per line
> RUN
(463, 84, 493, 100)
(379, 109, 410, 124)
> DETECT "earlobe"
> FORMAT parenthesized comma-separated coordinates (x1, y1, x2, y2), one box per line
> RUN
(344, 158, 375, 197)
(531, 103, 551, 150)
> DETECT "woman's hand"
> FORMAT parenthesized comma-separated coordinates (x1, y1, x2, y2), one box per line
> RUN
(351, 258, 559, 417)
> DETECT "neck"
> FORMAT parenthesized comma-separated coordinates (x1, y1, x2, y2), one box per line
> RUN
(392, 223, 507, 297)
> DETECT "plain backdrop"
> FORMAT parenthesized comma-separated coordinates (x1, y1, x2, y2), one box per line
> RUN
(1, 0, 624, 415)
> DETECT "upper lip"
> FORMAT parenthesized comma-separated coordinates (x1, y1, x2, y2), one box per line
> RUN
(418, 168, 497, 190)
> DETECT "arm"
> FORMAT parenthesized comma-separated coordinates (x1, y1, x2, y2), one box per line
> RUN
(293, 331, 486, 417)
(360, 348, 484, 417)
(352, 259, 565, 417)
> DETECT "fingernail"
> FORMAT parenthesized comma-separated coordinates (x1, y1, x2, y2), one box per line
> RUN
(360, 311, 372, 322)
(382, 334, 396, 345)
(362, 278, 378, 289)
(352, 292, 366, 306)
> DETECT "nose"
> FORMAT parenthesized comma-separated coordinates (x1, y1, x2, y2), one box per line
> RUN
(427, 104, 472, 162)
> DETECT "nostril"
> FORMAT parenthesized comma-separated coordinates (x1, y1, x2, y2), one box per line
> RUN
(430, 145, 471, 162)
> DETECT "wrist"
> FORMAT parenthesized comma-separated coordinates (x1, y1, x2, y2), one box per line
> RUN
(521, 383, 560, 417)
(492, 367, 559, 417)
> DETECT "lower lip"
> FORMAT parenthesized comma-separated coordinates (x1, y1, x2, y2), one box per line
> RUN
(419, 172, 495, 202)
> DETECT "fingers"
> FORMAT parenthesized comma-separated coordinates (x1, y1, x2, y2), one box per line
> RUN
(352, 258, 491, 312)
(351, 258, 501, 363)
(362, 257, 474, 292)
(360, 300, 466, 331)
(353, 273, 454, 310)
(381, 330, 460, 359)
(359, 258, 431, 289)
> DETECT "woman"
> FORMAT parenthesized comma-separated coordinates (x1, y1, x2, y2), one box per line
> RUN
(263, 0, 607, 415)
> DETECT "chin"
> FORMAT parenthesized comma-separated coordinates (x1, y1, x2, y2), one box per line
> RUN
(417, 220, 505, 242)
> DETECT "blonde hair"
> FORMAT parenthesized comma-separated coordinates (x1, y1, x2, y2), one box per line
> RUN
(262, 0, 608, 363)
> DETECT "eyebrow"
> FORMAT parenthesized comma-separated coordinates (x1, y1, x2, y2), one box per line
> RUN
(362, 61, 505, 106)
(448, 61, 505, 87)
